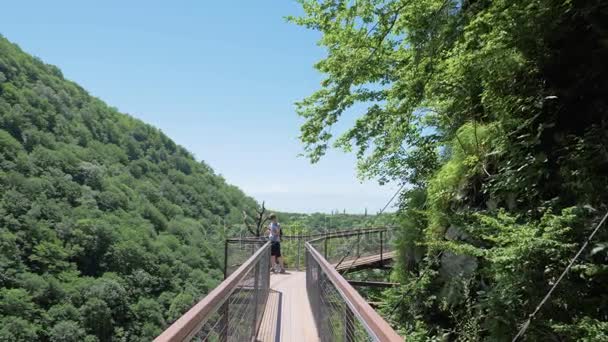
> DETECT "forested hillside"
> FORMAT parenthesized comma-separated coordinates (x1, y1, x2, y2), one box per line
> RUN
(0, 36, 259, 341)
(291, 0, 608, 340)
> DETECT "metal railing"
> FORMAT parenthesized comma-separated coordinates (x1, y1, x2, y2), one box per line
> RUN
(308, 228, 396, 272)
(225, 227, 396, 272)
(154, 242, 270, 342)
(306, 234, 402, 341)
(157, 228, 401, 342)
(224, 238, 268, 277)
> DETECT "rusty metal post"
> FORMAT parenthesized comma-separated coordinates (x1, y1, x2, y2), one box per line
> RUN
(224, 240, 229, 279)
(356, 231, 360, 258)
(297, 232, 301, 271)
(380, 230, 384, 266)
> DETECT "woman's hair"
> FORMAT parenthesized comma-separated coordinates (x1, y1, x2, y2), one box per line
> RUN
(268, 213, 277, 220)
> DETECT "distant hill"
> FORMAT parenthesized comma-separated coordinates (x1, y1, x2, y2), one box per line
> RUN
(277, 211, 396, 235)
(0, 35, 259, 341)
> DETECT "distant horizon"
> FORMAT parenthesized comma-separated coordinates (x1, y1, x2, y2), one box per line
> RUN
(1, 0, 400, 214)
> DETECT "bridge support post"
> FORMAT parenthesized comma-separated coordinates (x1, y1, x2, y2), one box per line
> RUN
(324, 237, 328, 259)
(297, 232, 301, 271)
(220, 237, 231, 341)
(224, 240, 229, 279)
(380, 230, 384, 266)
(356, 232, 360, 258)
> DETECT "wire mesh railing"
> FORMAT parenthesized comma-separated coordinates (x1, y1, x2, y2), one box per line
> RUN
(225, 227, 395, 272)
(305, 236, 402, 342)
(224, 238, 267, 277)
(155, 242, 270, 342)
(308, 228, 396, 272)
(158, 228, 400, 342)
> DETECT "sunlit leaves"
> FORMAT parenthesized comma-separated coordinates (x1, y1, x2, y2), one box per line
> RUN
(291, 0, 608, 339)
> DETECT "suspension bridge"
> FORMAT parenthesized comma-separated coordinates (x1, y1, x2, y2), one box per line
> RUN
(154, 228, 403, 342)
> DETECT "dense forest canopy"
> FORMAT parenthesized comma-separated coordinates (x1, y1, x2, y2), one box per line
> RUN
(291, 0, 608, 340)
(0, 35, 263, 341)
(277, 211, 395, 234)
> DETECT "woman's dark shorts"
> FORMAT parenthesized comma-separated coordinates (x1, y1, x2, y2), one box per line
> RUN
(271, 241, 281, 257)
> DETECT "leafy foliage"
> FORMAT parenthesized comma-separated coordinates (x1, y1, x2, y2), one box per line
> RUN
(291, 0, 608, 339)
(0, 35, 259, 341)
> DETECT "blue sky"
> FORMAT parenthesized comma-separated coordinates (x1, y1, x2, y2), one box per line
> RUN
(2, 0, 398, 213)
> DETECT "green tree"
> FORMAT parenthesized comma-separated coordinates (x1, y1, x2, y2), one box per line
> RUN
(167, 292, 195, 323)
(80, 298, 113, 342)
(50, 321, 87, 342)
(290, 0, 608, 339)
(46, 303, 80, 326)
(130, 298, 165, 339)
(0, 316, 38, 341)
(0, 288, 37, 319)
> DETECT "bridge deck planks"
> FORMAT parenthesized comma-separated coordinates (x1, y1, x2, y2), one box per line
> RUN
(256, 271, 318, 342)
(333, 251, 396, 272)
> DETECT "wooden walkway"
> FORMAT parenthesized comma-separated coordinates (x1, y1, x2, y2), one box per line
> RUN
(256, 252, 395, 341)
(156, 231, 403, 342)
(257, 272, 318, 342)
(334, 251, 396, 272)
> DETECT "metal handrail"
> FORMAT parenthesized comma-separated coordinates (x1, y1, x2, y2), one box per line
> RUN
(155, 242, 270, 342)
(159, 228, 399, 341)
(225, 227, 394, 242)
(304, 227, 391, 244)
(306, 241, 402, 342)
(282, 227, 394, 239)
(226, 228, 392, 272)
(307, 227, 394, 270)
